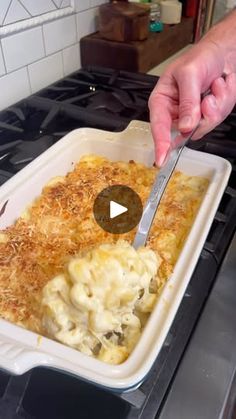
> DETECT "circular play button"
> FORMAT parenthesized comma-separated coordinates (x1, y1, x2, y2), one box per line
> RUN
(93, 185, 143, 234)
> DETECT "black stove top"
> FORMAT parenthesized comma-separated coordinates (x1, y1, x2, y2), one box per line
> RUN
(0, 66, 235, 419)
(0, 67, 154, 181)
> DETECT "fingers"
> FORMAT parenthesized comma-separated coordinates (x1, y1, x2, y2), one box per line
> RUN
(149, 66, 203, 167)
(149, 90, 173, 167)
(177, 66, 202, 133)
(149, 58, 236, 167)
(192, 73, 236, 139)
(152, 122, 172, 167)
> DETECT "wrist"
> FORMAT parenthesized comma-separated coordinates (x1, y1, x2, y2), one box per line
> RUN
(200, 10, 236, 73)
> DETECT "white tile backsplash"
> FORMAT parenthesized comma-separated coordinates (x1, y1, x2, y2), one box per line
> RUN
(4, 0, 31, 25)
(76, 7, 97, 39)
(74, 0, 91, 12)
(61, 0, 71, 7)
(0, 0, 109, 109)
(28, 52, 63, 93)
(62, 43, 80, 75)
(43, 15, 77, 55)
(0, 0, 12, 26)
(0, 46, 6, 76)
(20, 0, 56, 17)
(0, 67, 30, 110)
(2, 26, 45, 72)
(90, 0, 106, 6)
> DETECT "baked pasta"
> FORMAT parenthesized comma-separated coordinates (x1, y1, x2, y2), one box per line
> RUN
(0, 155, 209, 363)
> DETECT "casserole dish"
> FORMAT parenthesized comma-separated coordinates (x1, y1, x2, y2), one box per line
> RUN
(0, 120, 231, 391)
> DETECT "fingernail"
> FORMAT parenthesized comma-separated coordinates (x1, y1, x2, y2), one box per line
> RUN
(179, 116, 193, 130)
(157, 152, 167, 167)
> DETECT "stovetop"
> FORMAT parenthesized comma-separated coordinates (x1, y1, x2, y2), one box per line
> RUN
(0, 66, 154, 182)
(0, 66, 235, 419)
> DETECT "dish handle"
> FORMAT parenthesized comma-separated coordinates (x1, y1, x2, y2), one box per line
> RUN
(0, 335, 53, 374)
(125, 120, 150, 132)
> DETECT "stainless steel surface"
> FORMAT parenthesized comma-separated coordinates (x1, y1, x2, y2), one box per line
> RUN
(159, 232, 236, 419)
(133, 134, 190, 250)
(133, 117, 202, 250)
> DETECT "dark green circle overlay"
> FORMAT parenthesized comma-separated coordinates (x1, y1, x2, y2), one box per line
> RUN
(93, 185, 143, 234)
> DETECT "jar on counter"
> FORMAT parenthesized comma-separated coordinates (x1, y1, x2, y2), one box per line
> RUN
(149, 2, 163, 32)
(160, 1, 182, 24)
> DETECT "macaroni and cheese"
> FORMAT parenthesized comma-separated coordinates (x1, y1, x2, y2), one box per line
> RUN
(42, 241, 160, 364)
(0, 155, 209, 363)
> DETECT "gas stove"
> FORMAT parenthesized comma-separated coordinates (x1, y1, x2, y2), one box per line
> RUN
(0, 66, 235, 419)
(0, 66, 153, 182)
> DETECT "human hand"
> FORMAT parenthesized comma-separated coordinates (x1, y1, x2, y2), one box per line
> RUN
(149, 41, 236, 166)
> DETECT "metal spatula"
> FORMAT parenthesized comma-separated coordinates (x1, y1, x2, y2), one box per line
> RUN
(132, 79, 216, 251)
(132, 125, 199, 250)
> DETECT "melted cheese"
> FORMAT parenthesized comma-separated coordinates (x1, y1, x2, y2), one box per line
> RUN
(42, 241, 160, 363)
(0, 155, 209, 363)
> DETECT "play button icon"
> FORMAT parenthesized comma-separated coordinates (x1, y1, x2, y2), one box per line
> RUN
(93, 185, 143, 234)
(110, 201, 128, 219)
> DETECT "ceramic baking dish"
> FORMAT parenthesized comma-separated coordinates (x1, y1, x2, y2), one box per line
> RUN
(0, 120, 231, 391)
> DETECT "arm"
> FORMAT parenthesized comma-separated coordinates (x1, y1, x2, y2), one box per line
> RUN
(149, 10, 236, 166)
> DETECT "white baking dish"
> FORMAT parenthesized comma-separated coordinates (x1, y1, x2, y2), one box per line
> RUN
(0, 120, 231, 391)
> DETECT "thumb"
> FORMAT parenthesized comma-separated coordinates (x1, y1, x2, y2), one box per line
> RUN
(177, 73, 202, 133)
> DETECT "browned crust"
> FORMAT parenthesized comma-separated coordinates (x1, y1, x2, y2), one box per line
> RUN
(0, 156, 208, 332)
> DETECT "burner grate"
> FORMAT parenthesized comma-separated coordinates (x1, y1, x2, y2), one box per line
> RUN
(0, 68, 157, 179)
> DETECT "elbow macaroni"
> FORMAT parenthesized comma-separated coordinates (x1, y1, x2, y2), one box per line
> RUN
(0, 154, 209, 363)
(42, 241, 161, 364)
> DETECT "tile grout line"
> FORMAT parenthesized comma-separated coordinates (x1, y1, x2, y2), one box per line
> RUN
(51, 0, 60, 9)
(62, 42, 80, 76)
(18, 0, 32, 18)
(0, 3, 84, 80)
(0, 49, 66, 79)
(61, 48, 66, 76)
(27, 49, 64, 84)
(41, 25, 47, 56)
(0, 40, 8, 74)
(26, 64, 32, 94)
(43, 13, 78, 57)
(2, 0, 14, 26)
(74, 11, 79, 42)
(25, 50, 64, 72)
(1, 25, 46, 74)
(59, 49, 64, 78)
(29, 50, 64, 93)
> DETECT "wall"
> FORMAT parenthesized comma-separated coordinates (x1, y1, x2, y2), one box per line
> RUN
(213, 0, 236, 23)
(0, 0, 108, 110)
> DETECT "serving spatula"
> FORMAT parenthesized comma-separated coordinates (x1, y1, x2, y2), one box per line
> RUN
(132, 125, 199, 250)
(132, 76, 217, 251)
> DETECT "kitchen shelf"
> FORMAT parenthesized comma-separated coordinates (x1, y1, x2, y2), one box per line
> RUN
(80, 17, 194, 73)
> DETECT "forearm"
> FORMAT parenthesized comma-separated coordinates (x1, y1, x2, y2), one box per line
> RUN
(200, 10, 236, 73)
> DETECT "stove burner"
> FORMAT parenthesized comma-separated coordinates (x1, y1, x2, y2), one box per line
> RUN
(10, 136, 55, 169)
(0, 169, 12, 186)
(0, 68, 157, 177)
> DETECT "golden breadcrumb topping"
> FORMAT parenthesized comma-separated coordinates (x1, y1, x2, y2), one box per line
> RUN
(0, 155, 208, 341)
